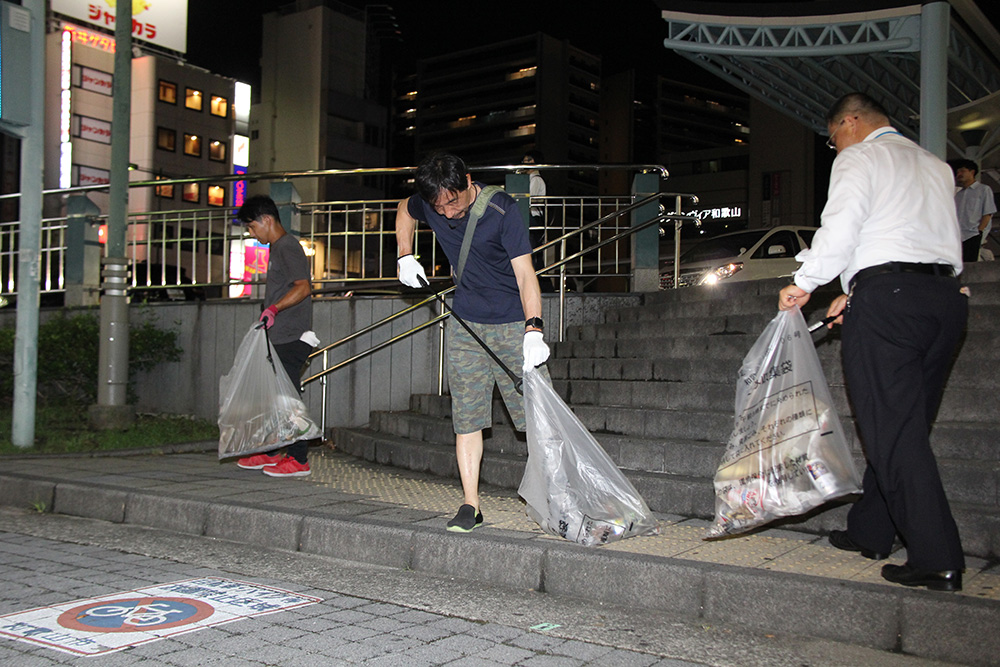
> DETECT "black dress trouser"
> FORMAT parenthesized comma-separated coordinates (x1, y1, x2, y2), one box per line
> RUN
(841, 271, 967, 571)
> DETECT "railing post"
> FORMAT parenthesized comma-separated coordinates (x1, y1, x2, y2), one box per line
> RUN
(65, 194, 102, 307)
(630, 172, 661, 292)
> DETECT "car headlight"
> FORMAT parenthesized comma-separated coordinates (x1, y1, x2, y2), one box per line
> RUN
(699, 262, 744, 285)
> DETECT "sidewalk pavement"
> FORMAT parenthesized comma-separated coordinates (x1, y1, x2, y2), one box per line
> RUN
(1, 445, 998, 666)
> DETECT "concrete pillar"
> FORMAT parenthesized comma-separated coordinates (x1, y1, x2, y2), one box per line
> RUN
(631, 172, 661, 292)
(920, 2, 950, 159)
(270, 181, 302, 235)
(64, 195, 102, 307)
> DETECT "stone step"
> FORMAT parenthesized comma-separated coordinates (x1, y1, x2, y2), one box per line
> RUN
(334, 425, 1000, 559)
(548, 346, 1000, 388)
(402, 393, 1000, 462)
(363, 407, 1000, 503)
(566, 307, 1000, 343)
(551, 378, 1000, 424)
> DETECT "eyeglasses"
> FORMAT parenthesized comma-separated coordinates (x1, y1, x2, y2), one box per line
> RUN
(826, 119, 846, 150)
(826, 115, 858, 150)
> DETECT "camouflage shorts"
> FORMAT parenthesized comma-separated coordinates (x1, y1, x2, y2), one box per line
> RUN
(447, 319, 548, 434)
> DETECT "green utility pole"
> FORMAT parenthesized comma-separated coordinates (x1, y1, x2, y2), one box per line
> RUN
(89, 0, 134, 429)
(8, 0, 44, 448)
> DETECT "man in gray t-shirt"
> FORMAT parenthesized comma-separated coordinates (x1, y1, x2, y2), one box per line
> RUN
(233, 195, 317, 477)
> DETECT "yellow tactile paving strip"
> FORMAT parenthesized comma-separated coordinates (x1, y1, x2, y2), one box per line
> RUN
(306, 449, 1000, 600)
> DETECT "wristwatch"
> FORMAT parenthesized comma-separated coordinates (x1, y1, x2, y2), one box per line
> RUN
(525, 317, 544, 331)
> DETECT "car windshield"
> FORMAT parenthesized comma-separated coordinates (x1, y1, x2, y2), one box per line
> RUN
(681, 230, 768, 263)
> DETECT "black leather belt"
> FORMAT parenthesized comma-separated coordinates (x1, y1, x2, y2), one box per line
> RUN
(849, 261, 955, 291)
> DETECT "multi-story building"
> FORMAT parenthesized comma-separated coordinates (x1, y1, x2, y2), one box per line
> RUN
(395, 33, 602, 195)
(37, 14, 249, 303)
(251, 0, 390, 203)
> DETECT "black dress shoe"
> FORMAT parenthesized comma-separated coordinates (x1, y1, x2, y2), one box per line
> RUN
(881, 563, 962, 592)
(828, 530, 889, 560)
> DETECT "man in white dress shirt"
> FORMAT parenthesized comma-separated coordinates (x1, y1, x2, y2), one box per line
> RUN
(950, 158, 996, 262)
(779, 92, 966, 591)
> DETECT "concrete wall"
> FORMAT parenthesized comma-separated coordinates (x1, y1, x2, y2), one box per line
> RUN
(0, 293, 639, 432)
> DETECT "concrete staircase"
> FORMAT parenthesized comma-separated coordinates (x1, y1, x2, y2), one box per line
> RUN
(336, 262, 1000, 559)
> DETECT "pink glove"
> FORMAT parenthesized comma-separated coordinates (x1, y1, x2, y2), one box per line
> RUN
(259, 305, 278, 329)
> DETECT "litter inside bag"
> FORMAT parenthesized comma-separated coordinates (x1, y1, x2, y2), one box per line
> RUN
(519, 369, 659, 546)
(706, 307, 862, 539)
(217, 325, 321, 460)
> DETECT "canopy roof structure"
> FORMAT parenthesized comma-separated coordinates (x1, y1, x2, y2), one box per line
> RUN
(658, 0, 1000, 166)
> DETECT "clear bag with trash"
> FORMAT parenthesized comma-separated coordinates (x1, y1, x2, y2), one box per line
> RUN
(217, 324, 321, 460)
(706, 307, 862, 538)
(519, 368, 659, 546)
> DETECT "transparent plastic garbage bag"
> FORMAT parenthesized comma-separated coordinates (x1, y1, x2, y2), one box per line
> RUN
(706, 307, 862, 538)
(519, 368, 659, 546)
(218, 325, 321, 460)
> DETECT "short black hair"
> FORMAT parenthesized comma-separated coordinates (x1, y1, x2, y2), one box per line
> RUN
(826, 92, 889, 126)
(236, 195, 280, 225)
(415, 153, 469, 203)
(948, 158, 979, 176)
(523, 149, 544, 164)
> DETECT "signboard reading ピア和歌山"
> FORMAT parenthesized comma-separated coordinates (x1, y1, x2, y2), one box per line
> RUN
(50, 0, 188, 54)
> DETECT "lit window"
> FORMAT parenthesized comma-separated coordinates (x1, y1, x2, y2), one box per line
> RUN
(158, 80, 177, 104)
(185, 88, 203, 111)
(157, 127, 176, 151)
(184, 133, 201, 157)
(182, 183, 200, 203)
(210, 95, 228, 117)
(207, 185, 225, 207)
(155, 176, 174, 199)
(209, 139, 226, 162)
(507, 66, 537, 81)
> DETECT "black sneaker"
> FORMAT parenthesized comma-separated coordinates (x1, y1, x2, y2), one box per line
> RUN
(446, 504, 484, 533)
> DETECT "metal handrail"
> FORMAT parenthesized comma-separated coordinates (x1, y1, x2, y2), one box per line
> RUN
(303, 192, 700, 432)
(304, 191, 664, 370)
(0, 163, 669, 201)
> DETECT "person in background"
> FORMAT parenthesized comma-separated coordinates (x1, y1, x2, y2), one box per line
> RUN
(395, 153, 550, 532)
(779, 92, 966, 591)
(234, 195, 319, 478)
(522, 150, 554, 292)
(950, 158, 996, 262)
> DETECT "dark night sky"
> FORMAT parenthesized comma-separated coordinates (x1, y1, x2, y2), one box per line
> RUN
(184, 0, 1000, 95)
(184, 0, 684, 89)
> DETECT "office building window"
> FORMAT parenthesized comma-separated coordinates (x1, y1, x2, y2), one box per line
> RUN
(209, 139, 226, 162)
(157, 127, 176, 151)
(185, 87, 203, 111)
(210, 95, 228, 117)
(184, 133, 201, 157)
(207, 185, 226, 207)
(182, 183, 200, 203)
(158, 80, 177, 104)
(155, 176, 174, 199)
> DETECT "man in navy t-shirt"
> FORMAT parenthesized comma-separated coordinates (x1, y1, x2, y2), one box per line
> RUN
(395, 153, 550, 532)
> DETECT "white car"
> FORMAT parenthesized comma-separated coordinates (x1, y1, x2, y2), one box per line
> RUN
(660, 226, 817, 289)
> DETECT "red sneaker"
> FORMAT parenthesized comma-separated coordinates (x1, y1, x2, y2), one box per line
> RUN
(236, 452, 285, 470)
(262, 457, 311, 478)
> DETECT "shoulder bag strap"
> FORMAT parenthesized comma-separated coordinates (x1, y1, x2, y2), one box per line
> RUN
(454, 184, 503, 286)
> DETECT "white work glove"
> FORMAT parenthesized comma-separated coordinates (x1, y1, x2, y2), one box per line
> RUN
(523, 330, 550, 373)
(397, 254, 427, 288)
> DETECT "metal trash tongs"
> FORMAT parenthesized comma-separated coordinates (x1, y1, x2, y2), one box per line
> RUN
(808, 315, 837, 333)
(418, 275, 524, 395)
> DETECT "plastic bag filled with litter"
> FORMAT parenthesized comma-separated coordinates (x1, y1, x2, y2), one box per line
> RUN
(706, 307, 861, 539)
(519, 368, 659, 546)
(218, 324, 321, 460)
